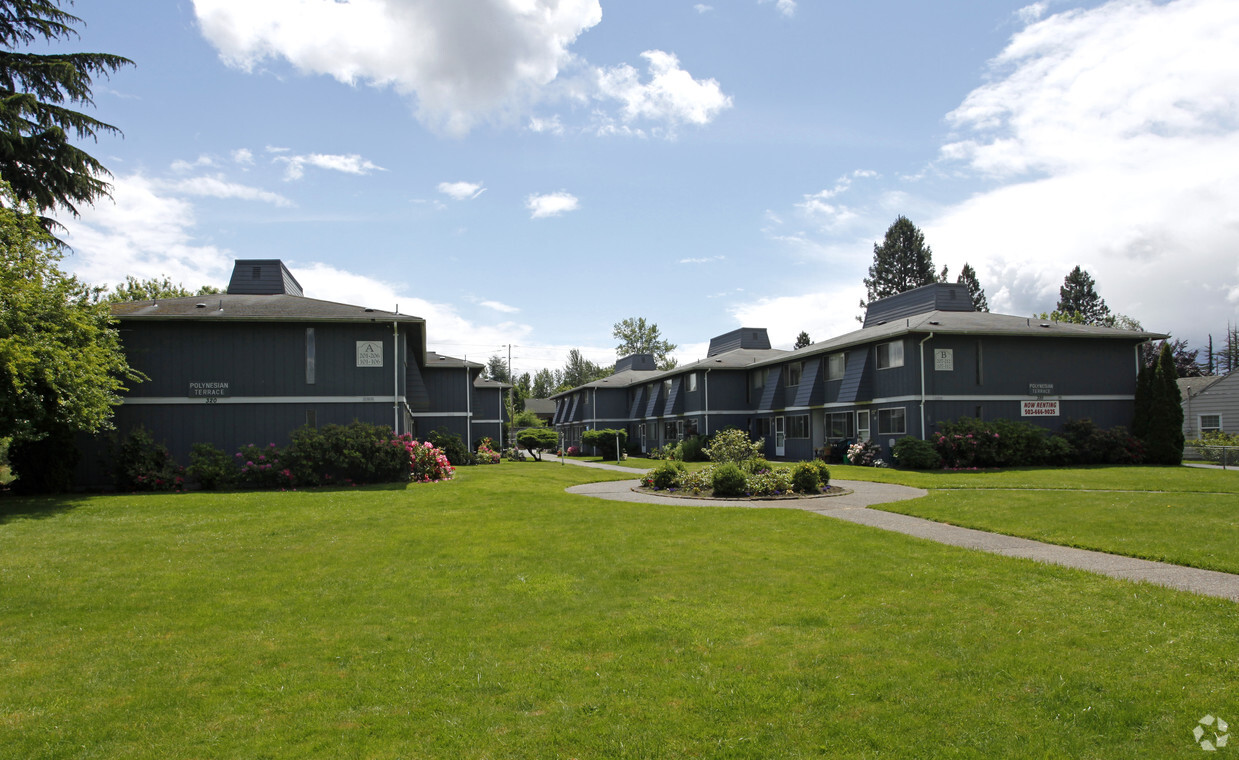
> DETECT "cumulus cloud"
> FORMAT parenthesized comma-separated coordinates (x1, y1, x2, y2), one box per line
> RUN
(929, 0, 1239, 343)
(679, 255, 725, 264)
(480, 300, 519, 313)
(232, 148, 255, 165)
(730, 286, 865, 352)
(759, 0, 796, 17)
(192, 0, 603, 136)
(526, 191, 579, 218)
(595, 50, 733, 136)
(694, 4, 714, 13)
(165, 175, 295, 207)
(437, 180, 486, 200)
(275, 153, 385, 180)
(170, 155, 215, 172)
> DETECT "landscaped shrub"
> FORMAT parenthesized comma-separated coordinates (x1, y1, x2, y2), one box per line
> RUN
(7, 425, 78, 494)
(892, 437, 943, 470)
(1042, 435, 1076, 466)
(284, 422, 410, 486)
(474, 437, 501, 464)
(583, 428, 627, 459)
(746, 467, 793, 496)
(409, 441, 454, 482)
(648, 443, 677, 460)
(187, 443, 232, 490)
(647, 461, 686, 490)
(1060, 419, 1144, 465)
(114, 426, 184, 492)
(846, 439, 880, 466)
(746, 457, 773, 474)
(234, 442, 293, 489)
(790, 461, 822, 493)
(711, 462, 747, 496)
(1188, 431, 1239, 465)
(428, 427, 472, 467)
(933, 418, 1057, 468)
(704, 428, 763, 466)
(566, 445, 581, 457)
(676, 435, 709, 462)
(809, 459, 830, 485)
(681, 466, 713, 494)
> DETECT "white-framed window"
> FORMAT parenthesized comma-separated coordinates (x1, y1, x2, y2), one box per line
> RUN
(826, 412, 854, 438)
(1200, 414, 1222, 434)
(687, 372, 698, 392)
(827, 353, 845, 381)
(877, 407, 906, 435)
(788, 414, 810, 439)
(662, 379, 673, 397)
(876, 340, 904, 370)
(786, 362, 803, 387)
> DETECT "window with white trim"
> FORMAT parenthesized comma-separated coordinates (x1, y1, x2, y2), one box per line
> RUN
(877, 407, 906, 435)
(827, 353, 845, 381)
(826, 412, 854, 438)
(1200, 414, 1222, 434)
(786, 362, 803, 387)
(687, 372, 698, 392)
(876, 340, 904, 370)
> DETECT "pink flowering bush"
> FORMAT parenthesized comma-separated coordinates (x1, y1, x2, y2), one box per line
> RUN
(474, 437, 501, 465)
(566, 445, 581, 457)
(114, 426, 185, 492)
(409, 440, 454, 482)
(234, 442, 293, 489)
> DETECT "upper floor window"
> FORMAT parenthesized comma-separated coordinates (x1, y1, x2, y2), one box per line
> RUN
(876, 340, 904, 370)
(687, 372, 698, 392)
(662, 379, 673, 397)
(786, 362, 803, 387)
(827, 353, 845, 381)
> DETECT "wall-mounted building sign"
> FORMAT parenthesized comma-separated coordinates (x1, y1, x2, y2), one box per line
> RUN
(934, 348, 954, 371)
(188, 381, 230, 397)
(356, 341, 384, 367)
(1028, 383, 1056, 396)
(1021, 399, 1059, 417)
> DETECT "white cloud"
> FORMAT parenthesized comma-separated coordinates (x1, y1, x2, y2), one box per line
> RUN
(232, 148, 255, 165)
(679, 255, 724, 264)
(170, 155, 215, 172)
(1017, 3, 1048, 24)
(275, 153, 385, 180)
(527, 115, 564, 135)
(927, 0, 1239, 345)
(480, 300, 519, 313)
(730, 286, 866, 352)
(165, 175, 295, 207)
(437, 180, 486, 200)
(595, 50, 733, 135)
(192, 0, 603, 137)
(526, 191, 579, 218)
(759, 0, 796, 17)
(694, 4, 714, 13)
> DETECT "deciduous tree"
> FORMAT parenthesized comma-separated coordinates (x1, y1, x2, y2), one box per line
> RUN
(103, 275, 221, 303)
(558, 348, 609, 391)
(612, 316, 677, 370)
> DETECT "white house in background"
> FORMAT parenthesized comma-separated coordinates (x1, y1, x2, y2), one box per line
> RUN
(1179, 373, 1238, 438)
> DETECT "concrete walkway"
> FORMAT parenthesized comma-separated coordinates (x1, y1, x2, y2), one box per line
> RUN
(553, 457, 1239, 602)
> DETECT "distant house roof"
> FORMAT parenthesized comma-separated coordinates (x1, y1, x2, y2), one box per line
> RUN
(524, 398, 556, 416)
(111, 293, 424, 325)
(1178, 375, 1226, 402)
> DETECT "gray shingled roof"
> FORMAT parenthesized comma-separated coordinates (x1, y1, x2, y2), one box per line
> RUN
(424, 352, 484, 369)
(111, 294, 423, 324)
(1178, 375, 1226, 402)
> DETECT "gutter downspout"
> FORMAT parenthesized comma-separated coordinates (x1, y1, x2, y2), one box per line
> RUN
(919, 332, 935, 441)
(704, 368, 712, 436)
(393, 321, 400, 434)
(466, 367, 472, 448)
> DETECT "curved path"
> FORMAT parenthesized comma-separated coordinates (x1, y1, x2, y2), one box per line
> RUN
(554, 457, 1239, 602)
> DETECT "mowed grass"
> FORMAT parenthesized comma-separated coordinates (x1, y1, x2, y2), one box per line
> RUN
(830, 465, 1239, 575)
(1, 462, 1236, 759)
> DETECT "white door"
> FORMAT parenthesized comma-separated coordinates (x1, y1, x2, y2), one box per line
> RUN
(775, 415, 786, 457)
(856, 410, 871, 443)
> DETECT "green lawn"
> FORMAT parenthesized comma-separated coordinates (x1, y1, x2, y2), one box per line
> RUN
(828, 464, 1239, 574)
(2, 463, 1236, 758)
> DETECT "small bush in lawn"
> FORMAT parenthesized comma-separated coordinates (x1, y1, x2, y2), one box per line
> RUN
(583, 428, 627, 459)
(474, 437, 501, 464)
(810, 459, 830, 486)
(647, 461, 686, 490)
(1060, 419, 1144, 465)
(648, 443, 677, 460)
(681, 466, 713, 494)
(115, 426, 185, 492)
(566, 445, 581, 457)
(428, 427, 472, 467)
(518, 428, 559, 461)
(409, 441, 454, 482)
(892, 437, 943, 470)
(704, 428, 764, 466)
(711, 462, 747, 496)
(846, 439, 880, 466)
(187, 443, 232, 490)
(284, 422, 409, 486)
(790, 461, 822, 493)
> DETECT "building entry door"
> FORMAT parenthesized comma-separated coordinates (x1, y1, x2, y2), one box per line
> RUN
(775, 415, 785, 457)
(856, 410, 871, 443)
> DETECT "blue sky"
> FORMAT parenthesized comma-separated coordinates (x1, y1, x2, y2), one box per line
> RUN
(55, 0, 1239, 376)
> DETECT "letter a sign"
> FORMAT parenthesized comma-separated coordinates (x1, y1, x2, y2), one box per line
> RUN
(356, 341, 384, 367)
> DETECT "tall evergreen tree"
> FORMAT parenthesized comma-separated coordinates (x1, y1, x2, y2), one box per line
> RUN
(793, 331, 811, 350)
(1131, 361, 1154, 440)
(559, 349, 609, 391)
(1143, 342, 1185, 465)
(1205, 334, 1214, 376)
(0, 1, 134, 229)
(861, 216, 937, 307)
(1055, 266, 1111, 326)
(956, 262, 988, 312)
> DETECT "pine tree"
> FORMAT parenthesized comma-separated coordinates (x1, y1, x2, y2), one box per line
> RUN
(861, 216, 937, 307)
(0, 1, 134, 229)
(1205, 334, 1214, 376)
(956, 263, 989, 312)
(793, 331, 811, 350)
(1055, 266, 1112, 326)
